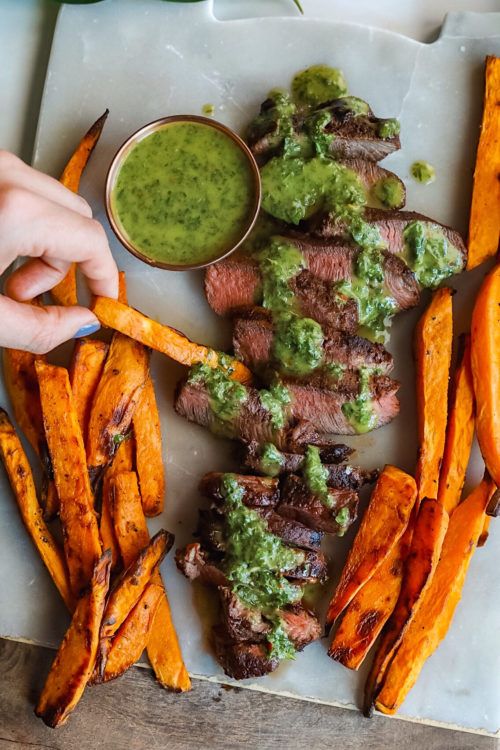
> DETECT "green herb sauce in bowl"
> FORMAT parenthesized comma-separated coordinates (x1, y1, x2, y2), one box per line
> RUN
(106, 116, 261, 270)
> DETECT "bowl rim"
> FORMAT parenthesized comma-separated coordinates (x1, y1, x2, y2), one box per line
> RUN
(105, 114, 262, 272)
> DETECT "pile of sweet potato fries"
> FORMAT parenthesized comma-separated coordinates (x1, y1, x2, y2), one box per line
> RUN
(326, 55, 500, 717)
(0, 113, 250, 728)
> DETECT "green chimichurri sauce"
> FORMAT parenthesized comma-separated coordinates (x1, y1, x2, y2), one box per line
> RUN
(372, 175, 405, 209)
(339, 96, 371, 116)
(256, 238, 305, 312)
(403, 221, 463, 288)
(259, 443, 285, 477)
(335, 506, 351, 535)
(292, 65, 348, 109)
(221, 473, 303, 660)
(302, 445, 332, 507)
(261, 156, 365, 225)
(112, 121, 255, 266)
(273, 314, 324, 375)
(411, 160, 436, 184)
(259, 382, 292, 430)
(378, 118, 400, 139)
(341, 366, 377, 433)
(188, 362, 247, 427)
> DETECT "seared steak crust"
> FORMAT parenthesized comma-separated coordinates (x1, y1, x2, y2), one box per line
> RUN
(278, 475, 358, 533)
(199, 472, 279, 508)
(213, 625, 279, 679)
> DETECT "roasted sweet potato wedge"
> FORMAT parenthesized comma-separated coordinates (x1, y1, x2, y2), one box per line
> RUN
(329, 533, 408, 671)
(133, 376, 165, 516)
(69, 338, 109, 442)
(364, 499, 448, 712)
(0, 409, 73, 610)
(86, 333, 149, 479)
(374, 479, 494, 715)
(326, 465, 417, 627)
(35, 551, 111, 728)
(467, 56, 500, 270)
(437, 335, 475, 513)
(112, 471, 191, 692)
(91, 296, 252, 384)
(100, 581, 163, 683)
(471, 263, 500, 487)
(36, 361, 102, 595)
(52, 110, 109, 306)
(414, 287, 453, 501)
(100, 438, 134, 570)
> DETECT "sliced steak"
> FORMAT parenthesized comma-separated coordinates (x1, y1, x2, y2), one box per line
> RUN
(199, 472, 280, 508)
(219, 588, 270, 643)
(340, 159, 405, 208)
(233, 311, 394, 375)
(284, 370, 400, 435)
(175, 543, 227, 587)
(278, 475, 358, 534)
(317, 100, 400, 161)
(240, 440, 353, 475)
(285, 548, 328, 583)
(213, 624, 278, 679)
(281, 604, 322, 650)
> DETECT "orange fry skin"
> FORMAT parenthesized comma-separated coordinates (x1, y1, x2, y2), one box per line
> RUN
(52, 109, 109, 306)
(414, 287, 453, 501)
(69, 338, 109, 442)
(91, 296, 252, 384)
(471, 263, 500, 488)
(467, 56, 500, 270)
(437, 335, 475, 513)
(133, 376, 165, 516)
(112, 471, 191, 692)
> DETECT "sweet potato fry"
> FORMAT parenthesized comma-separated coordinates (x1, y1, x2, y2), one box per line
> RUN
(101, 529, 173, 640)
(467, 57, 500, 270)
(112, 471, 191, 691)
(374, 479, 494, 715)
(91, 296, 252, 384)
(100, 438, 134, 570)
(35, 551, 111, 728)
(133, 376, 165, 516)
(326, 465, 417, 628)
(364, 499, 448, 712)
(86, 333, 149, 479)
(0, 409, 73, 610)
(69, 338, 109, 441)
(437, 335, 475, 513)
(329, 533, 408, 671)
(414, 287, 453, 501)
(52, 110, 109, 306)
(471, 263, 500, 487)
(36, 361, 101, 595)
(101, 581, 163, 683)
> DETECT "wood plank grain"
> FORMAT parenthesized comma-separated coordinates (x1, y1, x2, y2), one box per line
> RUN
(0, 639, 497, 750)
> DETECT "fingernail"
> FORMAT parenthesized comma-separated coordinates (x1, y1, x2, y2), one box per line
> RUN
(74, 322, 101, 338)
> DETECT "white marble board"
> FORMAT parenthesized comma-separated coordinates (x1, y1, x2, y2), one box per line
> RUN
(1, 0, 500, 736)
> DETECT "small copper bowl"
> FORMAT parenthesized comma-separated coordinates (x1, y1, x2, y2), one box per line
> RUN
(105, 115, 262, 271)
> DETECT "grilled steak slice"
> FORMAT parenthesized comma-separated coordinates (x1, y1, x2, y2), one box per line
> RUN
(285, 548, 328, 583)
(213, 624, 278, 679)
(199, 472, 279, 508)
(205, 235, 420, 319)
(313, 99, 400, 161)
(175, 543, 227, 587)
(219, 588, 271, 643)
(284, 371, 400, 435)
(312, 208, 467, 269)
(197, 506, 323, 552)
(278, 475, 358, 534)
(233, 311, 394, 376)
(281, 604, 322, 650)
(240, 440, 354, 475)
(340, 159, 405, 209)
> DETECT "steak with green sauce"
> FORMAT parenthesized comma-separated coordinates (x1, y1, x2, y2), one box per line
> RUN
(278, 475, 358, 534)
(232, 309, 394, 377)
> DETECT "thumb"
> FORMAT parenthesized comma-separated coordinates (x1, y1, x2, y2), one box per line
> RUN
(0, 295, 100, 354)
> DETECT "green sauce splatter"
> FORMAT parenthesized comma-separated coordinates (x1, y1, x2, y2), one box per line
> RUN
(259, 443, 285, 477)
(273, 314, 324, 375)
(372, 175, 405, 209)
(188, 362, 247, 425)
(256, 238, 305, 312)
(259, 382, 292, 430)
(378, 118, 400, 139)
(403, 221, 463, 288)
(341, 367, 377, 433)
(411, 161, 436, 185)
(302, 446, 332, 507)
(292, 65, 348, 110)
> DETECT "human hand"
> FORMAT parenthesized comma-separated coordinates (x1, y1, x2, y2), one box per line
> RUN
(0, 150, 118, 354)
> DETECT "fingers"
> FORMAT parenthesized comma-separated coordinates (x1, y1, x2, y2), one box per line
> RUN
(0, 295, 100, 354)
(0, 150, 92, 218)
(4, 258, 71, 302)
(0, 187, 119, 299)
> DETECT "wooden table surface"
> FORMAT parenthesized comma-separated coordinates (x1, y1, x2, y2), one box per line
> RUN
(1, 638, 497, 750)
